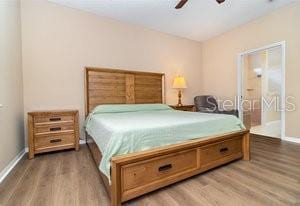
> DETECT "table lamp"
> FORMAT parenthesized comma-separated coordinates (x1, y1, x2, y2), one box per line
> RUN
(172, 76, 187, 106)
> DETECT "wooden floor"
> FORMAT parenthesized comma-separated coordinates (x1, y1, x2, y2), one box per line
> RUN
(0, 135, 299, 206)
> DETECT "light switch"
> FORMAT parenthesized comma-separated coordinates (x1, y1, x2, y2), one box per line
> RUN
(0, 104, 3, 108)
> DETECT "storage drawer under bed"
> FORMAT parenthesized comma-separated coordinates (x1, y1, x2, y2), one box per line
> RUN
(121, 149, 198, 192)
(199, 137, 243, 168)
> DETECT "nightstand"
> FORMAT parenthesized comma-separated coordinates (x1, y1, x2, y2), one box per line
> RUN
(170, 105, 195, 112)
(28, 110, 79, 159)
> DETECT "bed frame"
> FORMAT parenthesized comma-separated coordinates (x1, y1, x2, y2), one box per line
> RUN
(84, 67, 250, 206)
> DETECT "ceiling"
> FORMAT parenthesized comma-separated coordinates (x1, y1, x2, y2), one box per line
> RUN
(48, 0, 296, 42)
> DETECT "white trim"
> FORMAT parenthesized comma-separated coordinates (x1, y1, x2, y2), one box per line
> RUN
(237, 54, 243, 120)
(281, 42, 286, 140)
(237, 41, 286, 140)
(239, 41, 285, 56)
(282, 136, 300, 144)
(0, 148, 26, 184)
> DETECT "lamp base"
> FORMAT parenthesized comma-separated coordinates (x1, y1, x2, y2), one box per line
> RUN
(177, 90, 182, 106)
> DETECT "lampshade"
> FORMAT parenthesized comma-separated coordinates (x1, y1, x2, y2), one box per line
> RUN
(172, 76, 187, 89)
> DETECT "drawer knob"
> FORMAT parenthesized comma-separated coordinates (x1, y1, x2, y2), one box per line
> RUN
(50, 138, 62, 143)
(158, 164, 172, 172)
(220, 147, 229, 153)
(50, 117, 61, 121)
(50, 127, 62, 132)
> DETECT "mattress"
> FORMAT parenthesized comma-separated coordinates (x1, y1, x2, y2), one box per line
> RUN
(85, 104, 245, 180)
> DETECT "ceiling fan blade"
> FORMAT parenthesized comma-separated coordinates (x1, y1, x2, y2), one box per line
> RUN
(216, 0, 225, 4)
(175, 0, 188, 9)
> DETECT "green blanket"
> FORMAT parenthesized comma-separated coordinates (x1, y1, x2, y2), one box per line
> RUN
(85, 104, 245, 181)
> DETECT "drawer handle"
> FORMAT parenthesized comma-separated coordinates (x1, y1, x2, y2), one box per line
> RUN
(50, 127, 62, 132)
(158, 164, 172, 172)
(220, 147, 229, 153)
(49, 117, 61, 121)
(50, 138, 62, 143)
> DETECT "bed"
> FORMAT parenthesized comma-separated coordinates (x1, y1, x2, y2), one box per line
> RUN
(84, 67, 250, 206)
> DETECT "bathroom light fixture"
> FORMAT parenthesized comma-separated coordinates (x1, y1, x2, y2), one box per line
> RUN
(254, 67, 262, 77)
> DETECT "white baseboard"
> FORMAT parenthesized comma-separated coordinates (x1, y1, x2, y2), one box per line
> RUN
(282, 136, 300, 144)
(0, 148, 26, 184)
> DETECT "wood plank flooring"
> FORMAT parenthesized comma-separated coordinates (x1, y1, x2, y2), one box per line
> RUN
(0, 135, 299, 206)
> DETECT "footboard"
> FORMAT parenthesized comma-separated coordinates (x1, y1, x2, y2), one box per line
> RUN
(110, 130, 250, 206)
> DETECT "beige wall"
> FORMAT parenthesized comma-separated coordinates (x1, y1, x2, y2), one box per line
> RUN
(0, 0, 24, 172)
(202, 2, 300, 138)
(21, 0, 203, 141)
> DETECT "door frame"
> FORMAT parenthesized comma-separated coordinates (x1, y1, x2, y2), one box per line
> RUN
(237, 41, 286, 139)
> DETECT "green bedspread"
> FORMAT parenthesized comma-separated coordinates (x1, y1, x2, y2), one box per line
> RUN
(85, 104, 245, 181)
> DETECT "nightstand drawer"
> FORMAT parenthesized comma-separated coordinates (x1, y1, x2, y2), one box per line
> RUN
(34, 123, 74, 136)
(34, 134, 75, 151)
(34, 115, 74, 124)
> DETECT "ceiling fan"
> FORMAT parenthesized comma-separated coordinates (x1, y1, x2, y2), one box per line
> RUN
(175, 0, 226, 9)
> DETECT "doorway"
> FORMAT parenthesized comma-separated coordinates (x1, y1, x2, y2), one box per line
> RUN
(237, 42, 285, 139)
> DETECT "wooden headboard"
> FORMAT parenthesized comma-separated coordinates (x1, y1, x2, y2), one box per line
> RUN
(85, 67, 165, 116)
